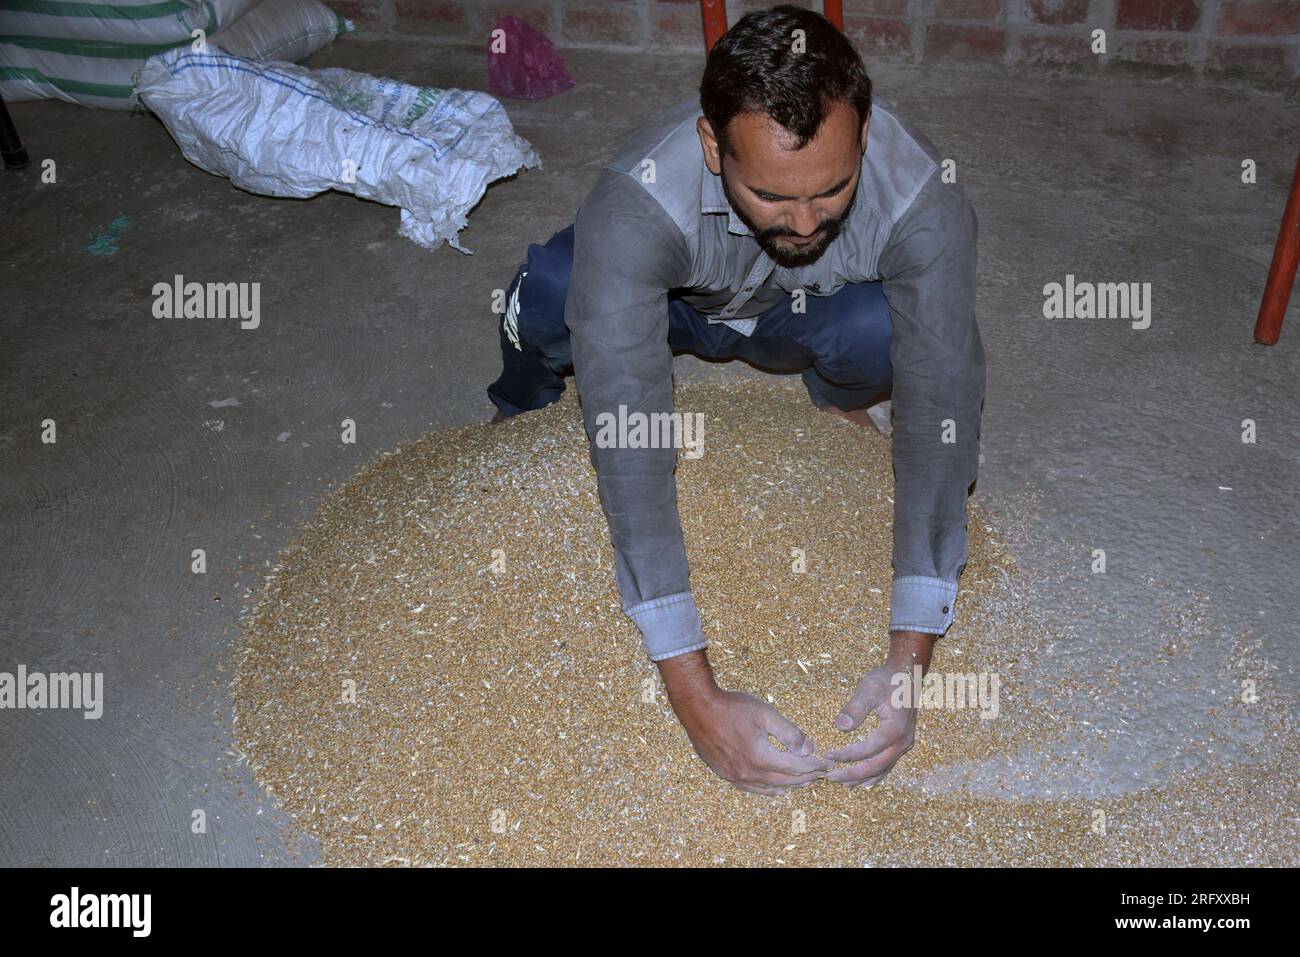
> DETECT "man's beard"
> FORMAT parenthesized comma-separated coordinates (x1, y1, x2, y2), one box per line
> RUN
(720, 165, 856, 269)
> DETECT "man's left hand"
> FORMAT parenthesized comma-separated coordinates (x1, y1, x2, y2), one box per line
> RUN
(824, 630, 937, 788)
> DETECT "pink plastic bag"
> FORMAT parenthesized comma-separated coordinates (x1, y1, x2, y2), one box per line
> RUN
(486, 15, 575, 100)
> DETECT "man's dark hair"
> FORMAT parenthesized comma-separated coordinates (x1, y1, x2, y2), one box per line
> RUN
(699, 4, 872, 163)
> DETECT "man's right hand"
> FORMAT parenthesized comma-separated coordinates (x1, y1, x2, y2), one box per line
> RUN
(658, 650, 831, 796)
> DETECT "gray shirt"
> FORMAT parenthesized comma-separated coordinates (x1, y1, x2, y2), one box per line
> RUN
(566, 93, 985, 661)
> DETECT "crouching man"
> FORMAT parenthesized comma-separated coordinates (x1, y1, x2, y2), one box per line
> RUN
(487, 5, 986, 794)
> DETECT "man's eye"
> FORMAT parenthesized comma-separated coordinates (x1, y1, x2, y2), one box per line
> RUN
(757, 189, 840, 202)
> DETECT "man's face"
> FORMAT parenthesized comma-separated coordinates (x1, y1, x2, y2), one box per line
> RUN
(699, 98, 867, 269)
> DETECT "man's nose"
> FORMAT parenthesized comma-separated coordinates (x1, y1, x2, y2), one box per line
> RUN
(787, 204, 823, 237)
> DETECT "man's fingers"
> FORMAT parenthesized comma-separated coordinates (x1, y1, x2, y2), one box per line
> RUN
(736, 782, 787, 797)
(756, 743, 833, 777)
(835, 673, 886, 732)
(826, 745, 907, 785)
(849, 772, 888, 790)
(762, 708, 817, 756)
(823, 725, 892, 764)
(757, 706, 833, 778)
(757, 766, 828, 788)
(833, 761, 895, 788)
(753, 721, 834, 784)
(757, 725, 834, 776)
(736, 766, 825, 793)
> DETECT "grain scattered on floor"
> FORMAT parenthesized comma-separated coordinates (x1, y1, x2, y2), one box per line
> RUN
(233, 379, 1298, 866)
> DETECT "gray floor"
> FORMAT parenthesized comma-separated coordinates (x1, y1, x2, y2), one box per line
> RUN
(2, 38, 1297, 865)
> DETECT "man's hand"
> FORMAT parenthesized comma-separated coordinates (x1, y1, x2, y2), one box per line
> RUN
(825, 630, 937, 788)
(658, 650, 831, 796)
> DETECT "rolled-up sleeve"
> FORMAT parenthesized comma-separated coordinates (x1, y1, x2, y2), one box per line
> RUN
(566, 169, 705, 661)
(877, 172, 986, 635)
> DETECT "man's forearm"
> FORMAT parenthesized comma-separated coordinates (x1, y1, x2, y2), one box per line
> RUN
(656, 649, 723, 732)
(887, 629, 937, 672)
(656, 648, 717, 704)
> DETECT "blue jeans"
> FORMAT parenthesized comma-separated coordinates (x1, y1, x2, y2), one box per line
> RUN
(487, 224, 893, 416)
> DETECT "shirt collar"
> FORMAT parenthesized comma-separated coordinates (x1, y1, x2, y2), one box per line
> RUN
(700, 162, 753, 237)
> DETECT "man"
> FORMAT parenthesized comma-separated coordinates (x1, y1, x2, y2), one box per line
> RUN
(487, 5, 985, 795)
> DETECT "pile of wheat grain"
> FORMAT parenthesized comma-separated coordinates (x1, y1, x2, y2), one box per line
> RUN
(233, 379, 1298, 866)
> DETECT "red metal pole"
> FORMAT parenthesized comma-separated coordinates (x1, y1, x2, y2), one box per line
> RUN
(701, 0, 727, 53)
(702, 2, 843, 51)
(1255, 152, 1300, 345)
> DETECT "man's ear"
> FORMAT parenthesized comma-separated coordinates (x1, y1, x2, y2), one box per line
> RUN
(697, 117, 722, 175)
(860, 117, 870, 155)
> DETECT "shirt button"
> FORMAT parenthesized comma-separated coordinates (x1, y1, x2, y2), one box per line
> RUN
(941, 606, 950, 614)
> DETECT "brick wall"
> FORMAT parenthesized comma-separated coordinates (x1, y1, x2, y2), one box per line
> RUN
(331, 0, 1300, 96)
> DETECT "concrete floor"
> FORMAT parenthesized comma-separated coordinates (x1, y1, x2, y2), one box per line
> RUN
(2, 38, 1298, 865)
